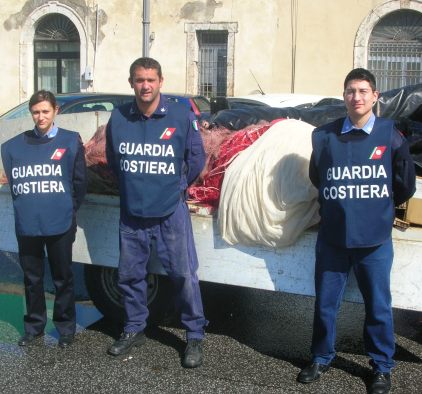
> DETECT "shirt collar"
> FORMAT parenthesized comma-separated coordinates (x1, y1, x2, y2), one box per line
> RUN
(341, 113, 376, 135)
(129, 94, 168, 118)
(33, 124, 58, 138)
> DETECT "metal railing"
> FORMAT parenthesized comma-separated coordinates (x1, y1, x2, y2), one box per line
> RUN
(368, 41, 422, 91)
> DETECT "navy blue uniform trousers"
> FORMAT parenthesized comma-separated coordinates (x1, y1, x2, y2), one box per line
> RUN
(118, 200, 207, 340)
(17, 224, 76, 337)
(311, 235, 395, 373)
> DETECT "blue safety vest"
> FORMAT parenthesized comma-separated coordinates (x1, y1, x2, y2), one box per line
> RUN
(2, 129, 79, 236)
(312, 118, 395, 248)
(108, 101, 189, 217)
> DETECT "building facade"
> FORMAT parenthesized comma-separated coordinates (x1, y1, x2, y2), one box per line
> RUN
(0, 0, 421, 114)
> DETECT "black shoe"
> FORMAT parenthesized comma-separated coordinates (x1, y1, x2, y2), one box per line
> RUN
(183, 339, 203, 368)
(368, 372, 391, 394)
(58, 334, 74, 348)
(297, 362, 330, 383)
(18, 332, 44, 346)
(107, 331, 146, 356)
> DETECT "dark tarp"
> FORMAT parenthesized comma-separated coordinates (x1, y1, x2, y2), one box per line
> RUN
(208, 103, 347, 131)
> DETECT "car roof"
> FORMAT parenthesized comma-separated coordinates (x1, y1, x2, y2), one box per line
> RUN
(229, 93, 343, 108)
(164, 93, 207, 98)
(54, 92, 132, 103)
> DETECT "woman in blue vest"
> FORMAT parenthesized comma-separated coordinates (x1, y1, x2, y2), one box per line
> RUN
(1, 90, 87, 348)
(296, 69, 416, 394)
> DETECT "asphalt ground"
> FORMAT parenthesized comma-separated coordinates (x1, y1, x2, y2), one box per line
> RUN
(0, 253, 421, 393)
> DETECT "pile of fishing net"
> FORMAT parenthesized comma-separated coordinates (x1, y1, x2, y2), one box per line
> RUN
(188, 121, 274, 206)
(217, 119, 320, 248)
(84, 125, 118, 195)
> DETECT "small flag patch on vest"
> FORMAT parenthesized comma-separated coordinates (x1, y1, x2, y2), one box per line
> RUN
(192, 119, 199, 131)
(369, 146, 386, 160)
(51, 148, 66, 160)
(160, 128, 176, 140)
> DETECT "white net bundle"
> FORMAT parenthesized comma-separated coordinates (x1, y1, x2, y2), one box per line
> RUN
(218, 119, 320, 248)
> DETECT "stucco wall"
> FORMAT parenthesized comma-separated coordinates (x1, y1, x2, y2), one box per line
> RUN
(91, 0, 143, 94)
(0, 0, 420, 115)
(0, 3, 28, 113)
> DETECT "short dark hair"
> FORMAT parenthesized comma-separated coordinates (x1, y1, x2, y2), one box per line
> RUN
(29, 90, 57, 110)
(344, 68, 377, 91)
(129, 57, 162, 80)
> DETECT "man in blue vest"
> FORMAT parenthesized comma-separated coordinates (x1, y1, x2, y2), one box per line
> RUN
(297, 68, 416, 394)
(105, 57, 207, 368)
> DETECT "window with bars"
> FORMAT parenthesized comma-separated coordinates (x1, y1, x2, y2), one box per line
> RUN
(368, 42, 421, 91)
(197, 31, 228, 97)
(368, 10, 422, 92)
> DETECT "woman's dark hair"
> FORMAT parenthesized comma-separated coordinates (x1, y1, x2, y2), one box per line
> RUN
(28, 90, 57, 110)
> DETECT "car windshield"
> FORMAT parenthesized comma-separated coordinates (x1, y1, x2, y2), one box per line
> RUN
(0, 103, 32, 119)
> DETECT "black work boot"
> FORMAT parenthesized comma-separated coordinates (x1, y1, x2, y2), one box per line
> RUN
(368, 372, 391, 394)
(18, 332, 44, 346)
(182, 339, 203, 368)
(297, 362, 330, 383)
(58, 334, 74, 348)
(107, 331, 146, 356)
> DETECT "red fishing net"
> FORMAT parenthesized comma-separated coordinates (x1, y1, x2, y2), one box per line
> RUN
(84, 125, 118, 195)
(0, 170, 7, 184)
(188, 120, 284, 207)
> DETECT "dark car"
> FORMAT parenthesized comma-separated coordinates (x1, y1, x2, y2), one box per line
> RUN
(210, 96, 270, 114)
(0, 93, 133, 120)
(165, 93, 211, 121)
(0, 92, 211, 121)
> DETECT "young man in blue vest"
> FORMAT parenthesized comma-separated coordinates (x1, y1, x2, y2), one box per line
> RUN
(105, 57, 207, 368)
(297, 68, 416, 394)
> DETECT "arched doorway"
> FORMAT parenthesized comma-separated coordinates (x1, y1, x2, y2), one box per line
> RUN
(34, 13, 80, 93)
(368, 9, 422, 91)
(20, 2, 90, 102)
(354, 1, 422, 92)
